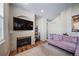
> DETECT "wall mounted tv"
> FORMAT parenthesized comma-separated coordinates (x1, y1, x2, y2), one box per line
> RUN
(13, 17, 33, 30)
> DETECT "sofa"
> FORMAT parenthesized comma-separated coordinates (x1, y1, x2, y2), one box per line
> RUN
(48, 34, 79, 55)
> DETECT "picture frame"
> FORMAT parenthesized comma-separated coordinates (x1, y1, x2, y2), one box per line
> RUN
(72, 15, 79, 32)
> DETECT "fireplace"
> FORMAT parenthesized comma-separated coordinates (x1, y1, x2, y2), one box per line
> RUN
(17, 36, 31, 48)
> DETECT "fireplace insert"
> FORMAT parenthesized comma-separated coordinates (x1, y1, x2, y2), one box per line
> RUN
(17, 36, 31, 48)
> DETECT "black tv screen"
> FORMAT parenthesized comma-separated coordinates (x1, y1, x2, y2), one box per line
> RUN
(13, 17, 33, 30)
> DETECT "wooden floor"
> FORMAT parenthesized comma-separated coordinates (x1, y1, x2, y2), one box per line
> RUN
(9, 40, 47, 56)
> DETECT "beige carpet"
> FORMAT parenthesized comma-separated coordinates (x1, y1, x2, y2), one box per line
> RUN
(16, 43, 72, 56)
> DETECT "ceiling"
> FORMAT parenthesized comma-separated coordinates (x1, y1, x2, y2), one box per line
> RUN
(10, 3, 73, 20)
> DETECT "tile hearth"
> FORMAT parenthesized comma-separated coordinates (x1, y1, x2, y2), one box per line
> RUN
(9, 41, 47, 56)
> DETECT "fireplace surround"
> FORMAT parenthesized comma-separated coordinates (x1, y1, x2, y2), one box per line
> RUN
(17, 36, 31, 48)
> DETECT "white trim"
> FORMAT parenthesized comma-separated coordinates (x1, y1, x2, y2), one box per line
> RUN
(6, 50, 10, 56)
(0, 40, 5, 45)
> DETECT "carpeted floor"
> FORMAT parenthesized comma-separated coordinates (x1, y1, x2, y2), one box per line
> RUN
(16, 43, 73, 56)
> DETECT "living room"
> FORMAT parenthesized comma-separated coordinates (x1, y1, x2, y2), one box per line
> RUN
(0, 3, 79, 56)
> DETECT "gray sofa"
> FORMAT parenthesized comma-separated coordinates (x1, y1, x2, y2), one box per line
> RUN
(48, 34, 79, 55)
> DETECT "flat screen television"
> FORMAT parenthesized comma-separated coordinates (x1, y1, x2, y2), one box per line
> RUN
(13, 17, 33, 30)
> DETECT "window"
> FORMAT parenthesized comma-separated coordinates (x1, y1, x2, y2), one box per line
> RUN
(0, 3, 4, 42)
(0, 16, 3, 42)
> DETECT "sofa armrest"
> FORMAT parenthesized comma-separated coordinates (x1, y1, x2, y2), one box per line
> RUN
(75, 37, 79, 56)
(75, 44, 79, 56)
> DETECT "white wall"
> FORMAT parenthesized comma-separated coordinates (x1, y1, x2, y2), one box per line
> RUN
(9, 5, 35, 51)
(40, 18, 47, 41)
(0, 4, 10, 56)
(36, 16, 47, 41)
(65, 4, 79, 36)
(48, 4, 79, 36)
(48, 10, 67, 35)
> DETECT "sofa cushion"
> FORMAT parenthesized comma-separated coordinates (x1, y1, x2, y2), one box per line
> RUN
(53, 34, 62, 40)
(63, 35, 70, 41)
(70, 36, 77, 43)
(48, 34, 53, 40)
(48, 40, 76, 53)
(63, 35, 77, 43)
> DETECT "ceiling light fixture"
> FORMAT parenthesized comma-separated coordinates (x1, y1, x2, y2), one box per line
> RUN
(41, 9, 44, 13)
